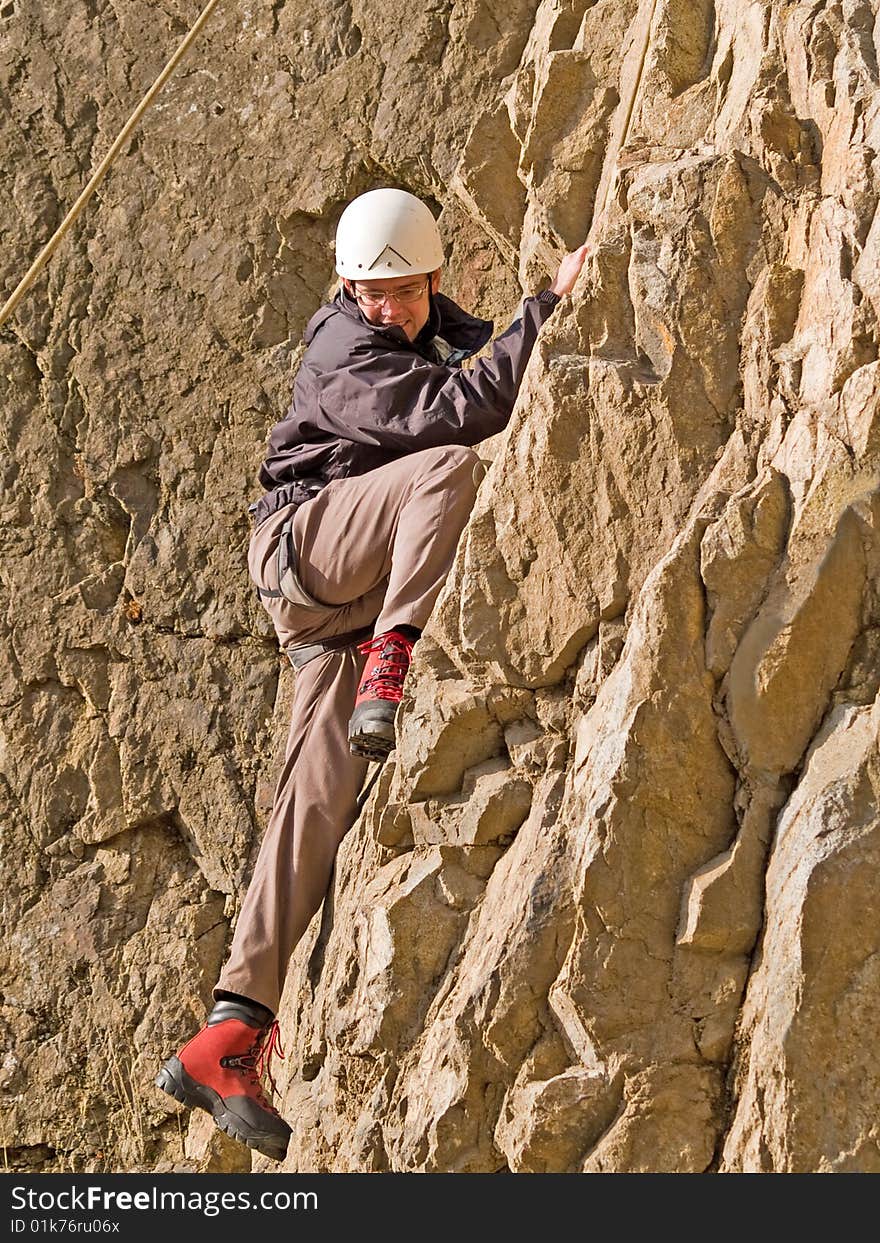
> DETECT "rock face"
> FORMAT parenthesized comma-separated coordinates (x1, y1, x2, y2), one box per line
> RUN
(1, 0, 879, 1173)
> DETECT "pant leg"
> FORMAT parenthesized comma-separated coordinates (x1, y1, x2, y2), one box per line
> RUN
(216, 647, 367, 1014)
(216, 445, 482, 1012)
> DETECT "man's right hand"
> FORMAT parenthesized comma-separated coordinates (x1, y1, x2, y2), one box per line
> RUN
(549, 242, 592, 298)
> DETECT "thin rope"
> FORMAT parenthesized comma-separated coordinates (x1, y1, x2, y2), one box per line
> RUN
(0, 0, 224, 332)
(535, 0, 661, 280)
(590, 0, 661, 236)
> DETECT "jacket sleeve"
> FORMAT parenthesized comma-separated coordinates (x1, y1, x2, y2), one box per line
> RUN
(309, 291, 560, 451)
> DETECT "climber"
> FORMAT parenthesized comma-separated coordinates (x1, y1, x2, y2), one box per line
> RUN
(155, 187, 590, 1160)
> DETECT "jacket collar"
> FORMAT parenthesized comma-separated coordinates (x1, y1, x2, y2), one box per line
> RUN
(327, 285, 494, 359)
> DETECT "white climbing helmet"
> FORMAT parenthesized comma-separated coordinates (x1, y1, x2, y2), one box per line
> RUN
(335, 188, 444, 279)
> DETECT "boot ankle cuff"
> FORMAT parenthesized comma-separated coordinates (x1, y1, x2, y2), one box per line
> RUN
(208, 998, 274, 1028)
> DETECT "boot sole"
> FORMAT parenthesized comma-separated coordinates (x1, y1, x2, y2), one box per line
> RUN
(349, 730, 395, 761)
(348, 708, 397, 761)
(155, 1057, 290, 1162)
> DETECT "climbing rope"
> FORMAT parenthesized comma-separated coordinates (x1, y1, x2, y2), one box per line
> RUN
(1, 0, 660, 324)
(536, 0, 661, 279)
(589, 0, 661, 238)
(0, 0, 224, 332)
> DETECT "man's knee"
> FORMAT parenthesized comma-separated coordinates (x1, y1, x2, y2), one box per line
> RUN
(450, 445, 487, 490)
(417, 444, 485, 493)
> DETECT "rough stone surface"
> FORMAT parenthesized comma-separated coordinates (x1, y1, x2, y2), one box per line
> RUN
(1, 0, 879, 1172)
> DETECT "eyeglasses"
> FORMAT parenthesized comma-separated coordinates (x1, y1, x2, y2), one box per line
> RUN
(353, 279, 430, 307)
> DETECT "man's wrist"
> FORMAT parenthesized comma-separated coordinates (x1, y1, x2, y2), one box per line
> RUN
(537, 288, 562, 306)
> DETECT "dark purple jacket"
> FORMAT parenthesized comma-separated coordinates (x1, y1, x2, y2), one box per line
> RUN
(250, 284, 560, 525)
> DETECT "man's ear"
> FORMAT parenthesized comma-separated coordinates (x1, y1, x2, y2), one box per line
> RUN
(430, 268, 441, 295)
(342, 278, 355, 297)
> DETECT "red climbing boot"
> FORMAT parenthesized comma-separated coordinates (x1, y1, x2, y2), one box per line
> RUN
(155, 999, 291, 1161)
(348, 629, 415, 760)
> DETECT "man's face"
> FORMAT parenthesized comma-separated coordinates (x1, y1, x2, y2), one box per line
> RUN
(344, 269, 441, 341)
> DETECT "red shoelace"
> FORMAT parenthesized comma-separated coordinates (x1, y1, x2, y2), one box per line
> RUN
(356, 632, 414, 703)
(222, 1019, 286, 1111)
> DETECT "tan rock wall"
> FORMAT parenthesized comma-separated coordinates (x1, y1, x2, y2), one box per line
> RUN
(1, 0, 878, 1171)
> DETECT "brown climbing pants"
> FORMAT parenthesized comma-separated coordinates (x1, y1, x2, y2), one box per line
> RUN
(215, 445, 483, 1014)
